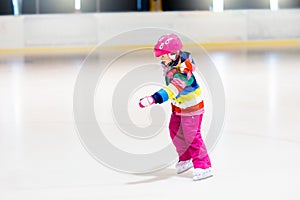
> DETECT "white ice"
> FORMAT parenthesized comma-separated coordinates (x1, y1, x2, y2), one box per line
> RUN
(1, 46, 300, 200)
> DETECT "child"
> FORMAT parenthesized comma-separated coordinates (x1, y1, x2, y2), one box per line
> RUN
(139, 34, 212, 181)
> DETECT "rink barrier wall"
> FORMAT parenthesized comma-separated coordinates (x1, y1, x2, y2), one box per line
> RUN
(0, 10, 300, 51)
(1, 40, 300, 54)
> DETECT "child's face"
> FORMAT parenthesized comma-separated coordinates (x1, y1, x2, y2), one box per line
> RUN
(160, 54, 172, 66)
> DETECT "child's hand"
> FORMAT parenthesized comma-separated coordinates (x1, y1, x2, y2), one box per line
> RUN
(139, 96, 155, 108)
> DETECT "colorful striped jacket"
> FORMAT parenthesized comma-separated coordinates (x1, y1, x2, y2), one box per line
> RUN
(152, 51, 204, 116)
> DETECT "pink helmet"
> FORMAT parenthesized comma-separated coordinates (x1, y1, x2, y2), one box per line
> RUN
(154, 34, 183, 57)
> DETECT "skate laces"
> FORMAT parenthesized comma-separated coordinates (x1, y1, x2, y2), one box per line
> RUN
(176, 160, 190, 168)
(193, 168, 212, 176)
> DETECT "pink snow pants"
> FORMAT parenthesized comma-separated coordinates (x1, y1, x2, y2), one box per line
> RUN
(169, 113, 211, 169)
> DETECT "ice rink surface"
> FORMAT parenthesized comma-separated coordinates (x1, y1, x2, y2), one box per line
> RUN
(1, 46, 300, 200)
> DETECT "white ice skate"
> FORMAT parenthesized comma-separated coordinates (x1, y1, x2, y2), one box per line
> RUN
(193, 167, 213, 181)
(176, 159, 193, 174)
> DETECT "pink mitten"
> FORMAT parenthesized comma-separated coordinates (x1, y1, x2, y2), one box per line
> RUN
(139, 96, 155, 108)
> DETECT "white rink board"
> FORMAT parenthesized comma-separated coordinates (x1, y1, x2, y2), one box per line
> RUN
(0, 10, 300, 49)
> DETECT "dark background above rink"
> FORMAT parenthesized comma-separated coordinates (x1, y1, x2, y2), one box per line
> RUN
(1, 0, 300, 15)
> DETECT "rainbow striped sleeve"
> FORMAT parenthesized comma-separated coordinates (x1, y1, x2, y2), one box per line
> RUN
(152, 72, 195, 104)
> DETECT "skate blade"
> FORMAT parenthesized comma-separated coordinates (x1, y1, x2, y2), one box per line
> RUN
(193, 174, 213, 181)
